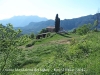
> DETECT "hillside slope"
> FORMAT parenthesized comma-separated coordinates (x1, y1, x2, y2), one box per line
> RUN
(11, 32, 100, 75)
(17, 20, 54, 34)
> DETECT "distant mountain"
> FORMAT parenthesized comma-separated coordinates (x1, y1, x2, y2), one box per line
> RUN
(61, 14, 97, 30)
(0, 15, 48, 27)
(15, 20, 54, 34)
(18, 13, 100, 34)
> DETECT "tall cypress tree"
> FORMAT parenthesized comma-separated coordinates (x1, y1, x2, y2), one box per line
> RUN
(55, 14, 60, 32)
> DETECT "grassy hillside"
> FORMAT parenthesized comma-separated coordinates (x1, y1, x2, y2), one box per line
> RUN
(4, 32, 100, 75)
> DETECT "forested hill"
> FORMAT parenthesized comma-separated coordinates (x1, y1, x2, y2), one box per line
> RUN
(61, 14, 98, 30)
(19, 13, 100, 34)
(16, 20, 54, 34)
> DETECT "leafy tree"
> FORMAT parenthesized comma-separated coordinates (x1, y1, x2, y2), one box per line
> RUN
(0, 23, 22, 75)
(47, 32, 51, 37)
(94, 11, 100, 31)
(18, 34, 31, 46)
(76, 23, 92, 35)
(29, 33, 34, 39)
(39, 28, 47, 34)
(94, 20, 98, 31)
(55, 14, 60, 32)
(72, 28, 76, 33)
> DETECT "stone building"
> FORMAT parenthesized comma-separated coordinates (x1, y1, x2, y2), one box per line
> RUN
(46, 26, 55, 32)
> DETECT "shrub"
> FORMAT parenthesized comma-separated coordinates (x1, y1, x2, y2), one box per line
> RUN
(29, 33, 34, 39)
(26, 41, 36, 47)
(31, 41, 36, 45)
(72, 28, 76, 33)
(39, 28, 47, 34)
(76, 23, 92, 35)
(47, 32, 51, 37)
(26, 43, 32, 47)
(50, 33, 55, 38)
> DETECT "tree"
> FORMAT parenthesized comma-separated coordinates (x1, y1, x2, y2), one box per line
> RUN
(76, 23, 92, 35)
(55, 14, 60, 32)
(0, 23, 22, 75)
(39, 28, 47, 34)
(30, 33, 34, 39)
(72, 28, 76, 33)
(93, 20, 98, 31)
(95, 10, 100, 31)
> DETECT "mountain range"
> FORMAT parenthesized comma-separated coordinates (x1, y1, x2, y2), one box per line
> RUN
(0, 14, 100, 34)
(18, 13, 100, 34)
(0, 15, 48, 27)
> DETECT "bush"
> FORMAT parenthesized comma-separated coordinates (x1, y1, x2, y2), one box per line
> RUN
(76, 23, 92, 35)
(31, 41, 36, 45)
(50, 33, 56, 38)
(39, 28, 47, 34)
(47, 32, 51, 37)
(72, 28, 76, 33)
(26, 43, 32, 47)
(29, 33, 34, 39)
(26, 41, 36, 47)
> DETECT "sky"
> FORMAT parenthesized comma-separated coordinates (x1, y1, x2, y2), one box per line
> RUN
(0, 0, 100, 20)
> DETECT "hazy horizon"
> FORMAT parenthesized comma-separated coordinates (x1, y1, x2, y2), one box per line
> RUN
(0, 0, 100, 20)
(0, 13, 98, 21)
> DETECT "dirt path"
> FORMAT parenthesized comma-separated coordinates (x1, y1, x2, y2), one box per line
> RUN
(49, 39, 71, 44)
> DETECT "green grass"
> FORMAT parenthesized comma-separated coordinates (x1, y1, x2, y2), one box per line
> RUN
(2, 32, 100, 75)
